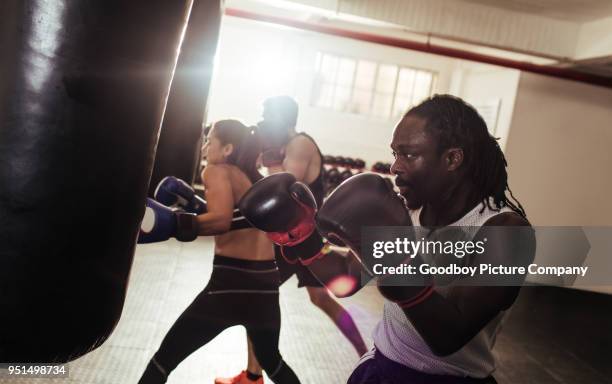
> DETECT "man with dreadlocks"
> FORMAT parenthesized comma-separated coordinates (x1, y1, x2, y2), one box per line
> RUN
(325, 94, 535, 383)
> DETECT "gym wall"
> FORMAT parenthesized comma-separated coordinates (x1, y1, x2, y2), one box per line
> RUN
(505, 72, 612, 294)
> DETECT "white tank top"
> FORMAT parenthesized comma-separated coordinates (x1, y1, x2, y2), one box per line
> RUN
(372, 199, 515, 378)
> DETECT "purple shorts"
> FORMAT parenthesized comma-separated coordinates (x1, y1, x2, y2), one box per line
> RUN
(348, 348, 497, 384)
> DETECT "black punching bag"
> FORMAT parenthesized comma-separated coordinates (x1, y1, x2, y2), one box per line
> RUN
(0, 0, 202, 362)
(148, 0, 222, 193)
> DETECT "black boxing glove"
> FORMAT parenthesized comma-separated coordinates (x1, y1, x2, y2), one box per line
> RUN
(280, 230, 326, 265)
(316, 173, 433, 306)
(316, 173, 411, 267)
(239, 173, 317, 246)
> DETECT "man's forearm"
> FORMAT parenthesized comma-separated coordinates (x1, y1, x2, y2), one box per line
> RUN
(399, 293, 477, 357)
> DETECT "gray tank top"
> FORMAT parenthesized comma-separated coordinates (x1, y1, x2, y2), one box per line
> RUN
(372, 199, 514, 378)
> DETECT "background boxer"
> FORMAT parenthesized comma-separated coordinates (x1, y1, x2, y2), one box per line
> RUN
(138, 120, 301, 384)
(216, 96, 366, 384)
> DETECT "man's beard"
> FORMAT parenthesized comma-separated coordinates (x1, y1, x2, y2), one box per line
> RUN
(396, 183, 422, 210)
(401, 192, 422, 210)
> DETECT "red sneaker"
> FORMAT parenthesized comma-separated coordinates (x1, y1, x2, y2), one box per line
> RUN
(214, 370, 263, 384)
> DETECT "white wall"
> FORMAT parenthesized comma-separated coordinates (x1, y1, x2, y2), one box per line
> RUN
(450, 64, 520, 150)
(505, 72, 612, 294)
(208, 16, 525, 165)
(207, 16, 457, 166)
(295, 0, 582, 58)
(575, 16, 612, 60)
(207, 18, 303, 126)
(505, 72, 612, 226)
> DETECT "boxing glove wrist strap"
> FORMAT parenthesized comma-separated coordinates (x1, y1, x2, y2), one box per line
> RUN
(395, 285, 435, 309)
(175, 212, 199, 242)
(298, 242, 334, 266)
(298, 249, 325, 266)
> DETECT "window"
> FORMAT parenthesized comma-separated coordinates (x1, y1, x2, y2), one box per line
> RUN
(311, 52, 436, 119)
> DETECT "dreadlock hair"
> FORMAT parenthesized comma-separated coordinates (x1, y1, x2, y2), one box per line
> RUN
(405, 94, 527, 218)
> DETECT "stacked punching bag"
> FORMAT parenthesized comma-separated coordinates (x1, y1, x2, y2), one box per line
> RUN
(0, 0, 221, 362)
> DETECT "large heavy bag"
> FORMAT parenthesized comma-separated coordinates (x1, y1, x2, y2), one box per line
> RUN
(148, 0, 222, 192)
(0, 0, 219, 362)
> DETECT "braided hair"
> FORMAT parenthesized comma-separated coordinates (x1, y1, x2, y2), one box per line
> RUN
(406, 95, 526, 218)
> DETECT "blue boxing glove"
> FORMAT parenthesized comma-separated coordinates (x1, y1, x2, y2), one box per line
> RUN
(138, 198, 199, 243)
(154, 176, 206, 214)
(155, 176, 252, 231)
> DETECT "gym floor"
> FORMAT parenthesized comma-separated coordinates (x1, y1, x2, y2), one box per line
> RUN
(7, 238, 610, 384)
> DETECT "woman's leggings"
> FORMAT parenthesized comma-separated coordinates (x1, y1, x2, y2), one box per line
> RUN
(138, 255, 301, 384)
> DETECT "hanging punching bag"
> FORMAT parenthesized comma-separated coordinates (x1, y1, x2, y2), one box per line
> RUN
(148, 0, 222, 192)
(0, 0, 210, 362)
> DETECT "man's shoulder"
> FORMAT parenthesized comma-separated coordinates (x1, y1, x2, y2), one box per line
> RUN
(287, 133, 318, 154)
(290, 132, 317, 144)
(483, 210, 530, 227)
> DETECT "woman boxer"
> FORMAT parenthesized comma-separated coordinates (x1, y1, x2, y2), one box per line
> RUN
(138, 120, 301, 384)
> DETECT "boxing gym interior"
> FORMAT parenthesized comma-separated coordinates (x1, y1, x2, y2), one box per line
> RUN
(2, 0, 612, 383)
